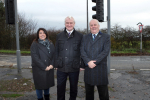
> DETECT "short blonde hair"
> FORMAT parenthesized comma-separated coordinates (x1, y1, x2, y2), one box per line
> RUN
(65, 16, 75, 23)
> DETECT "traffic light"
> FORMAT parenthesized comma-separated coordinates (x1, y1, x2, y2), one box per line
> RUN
(5, 0, 15, 24)
(92, 0, 104, 22)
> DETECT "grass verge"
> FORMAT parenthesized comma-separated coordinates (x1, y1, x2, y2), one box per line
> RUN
(0, 78, 35, 92)
(0, 50, 30, 54)
(147, 50, 150, 53)
(0, 94, 24, 98)
(111, 48, 138, 53)
(0, 49, 150, 55)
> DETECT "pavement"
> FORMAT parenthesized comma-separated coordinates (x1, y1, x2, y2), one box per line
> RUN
(0, 54, 150, 100)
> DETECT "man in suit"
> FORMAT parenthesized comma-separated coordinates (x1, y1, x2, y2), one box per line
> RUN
(55, 16, 83, 100)
(80, 19, 110, 100)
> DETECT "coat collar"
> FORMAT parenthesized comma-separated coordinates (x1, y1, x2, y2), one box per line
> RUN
(37, 43, 51, 58)
(88, 31, 102, 44)
(64, 28, 76, 38)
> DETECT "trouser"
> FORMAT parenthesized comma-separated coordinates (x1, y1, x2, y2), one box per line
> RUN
(36, 88, 49, 99)
(85, 83, 109, 100)
(57, 70, 79, 100)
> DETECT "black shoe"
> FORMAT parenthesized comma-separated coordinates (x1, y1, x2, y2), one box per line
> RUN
(38, 97, 43, 100)
(44, 94, 50, 100)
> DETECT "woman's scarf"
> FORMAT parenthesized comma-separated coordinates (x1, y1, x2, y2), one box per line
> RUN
(38, 39, 51, 53)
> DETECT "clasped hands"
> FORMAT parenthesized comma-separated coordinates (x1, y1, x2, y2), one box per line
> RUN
(88, 60, 96, 69)
(45, 65, 53, 71)
(45, 60, 96, 71)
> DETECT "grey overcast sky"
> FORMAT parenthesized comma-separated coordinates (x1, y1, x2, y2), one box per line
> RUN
(17, 0, 150, 30)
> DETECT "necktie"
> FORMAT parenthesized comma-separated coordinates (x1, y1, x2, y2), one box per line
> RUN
(68, 32, 70, 37)
(93, 34, 96, 41)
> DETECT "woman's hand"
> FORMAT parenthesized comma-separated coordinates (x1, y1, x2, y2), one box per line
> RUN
(45, 66, 50, 71)
(45, 65, 53, 71)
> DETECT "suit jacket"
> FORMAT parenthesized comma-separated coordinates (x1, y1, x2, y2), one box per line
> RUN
(30, 41, 55, 89)
(80, 31, 110, 85)
(55, 28, 83, 72)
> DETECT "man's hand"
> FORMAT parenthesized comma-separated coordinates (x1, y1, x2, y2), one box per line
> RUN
(88, 60, 96, 69)
(54, 68, 58, 70)
(49, 65, 53, 69)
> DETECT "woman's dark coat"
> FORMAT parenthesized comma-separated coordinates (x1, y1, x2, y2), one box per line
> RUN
(30, 41, 55, 89)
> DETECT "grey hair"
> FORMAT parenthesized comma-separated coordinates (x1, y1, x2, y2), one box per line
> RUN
(65, 16, 75, 23)
(89, 19, 99, 26)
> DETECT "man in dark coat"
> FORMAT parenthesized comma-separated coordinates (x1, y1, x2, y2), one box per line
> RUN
(80, 19, 110, 100)
(55, 16, 83, 100)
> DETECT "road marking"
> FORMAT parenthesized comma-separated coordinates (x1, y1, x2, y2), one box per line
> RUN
(13, 64, 17, 66)
(140, 69, 150, 71)
(29, 66, 32, 68)
(0, 64, 3, 67)
(110, 69, 150, 71)
(110, 69, 115, 70)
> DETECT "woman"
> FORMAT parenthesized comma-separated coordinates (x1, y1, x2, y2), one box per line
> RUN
(30, 28, 55, 100)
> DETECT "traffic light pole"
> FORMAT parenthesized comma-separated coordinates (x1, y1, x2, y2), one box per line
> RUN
(107, 0, 111, 74)
(14, 0, 21, 73)
(86, 0, 89, 34)
(91, 0, 111, 74)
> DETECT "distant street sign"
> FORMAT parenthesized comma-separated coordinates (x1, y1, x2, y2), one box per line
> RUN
(139, 25, 143, 33)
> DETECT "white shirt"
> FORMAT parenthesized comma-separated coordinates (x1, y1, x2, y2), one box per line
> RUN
(92, 32, 98, 39)
(66, 29, 74, 35)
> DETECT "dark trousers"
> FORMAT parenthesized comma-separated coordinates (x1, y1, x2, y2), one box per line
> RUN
(36, 88, 49, 99)
(57, 70, 79, 100)
(85, 83, 109, 100)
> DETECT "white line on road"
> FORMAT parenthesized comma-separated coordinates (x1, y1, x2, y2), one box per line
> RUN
(140, 69, 150, 71)
(110, 69, 150, 71)
(110, 69, 115, 70)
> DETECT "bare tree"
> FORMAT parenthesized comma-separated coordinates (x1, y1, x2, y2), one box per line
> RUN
(18, 13, 37, 49)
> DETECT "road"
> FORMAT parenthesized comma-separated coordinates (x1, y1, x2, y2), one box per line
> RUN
(0, 54, 150, 70)
(111, 56, 150, 70)
(0, 54, 150, 100)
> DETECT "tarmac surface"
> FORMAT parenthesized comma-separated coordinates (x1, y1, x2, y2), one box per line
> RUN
(0, 54, 150, 100)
